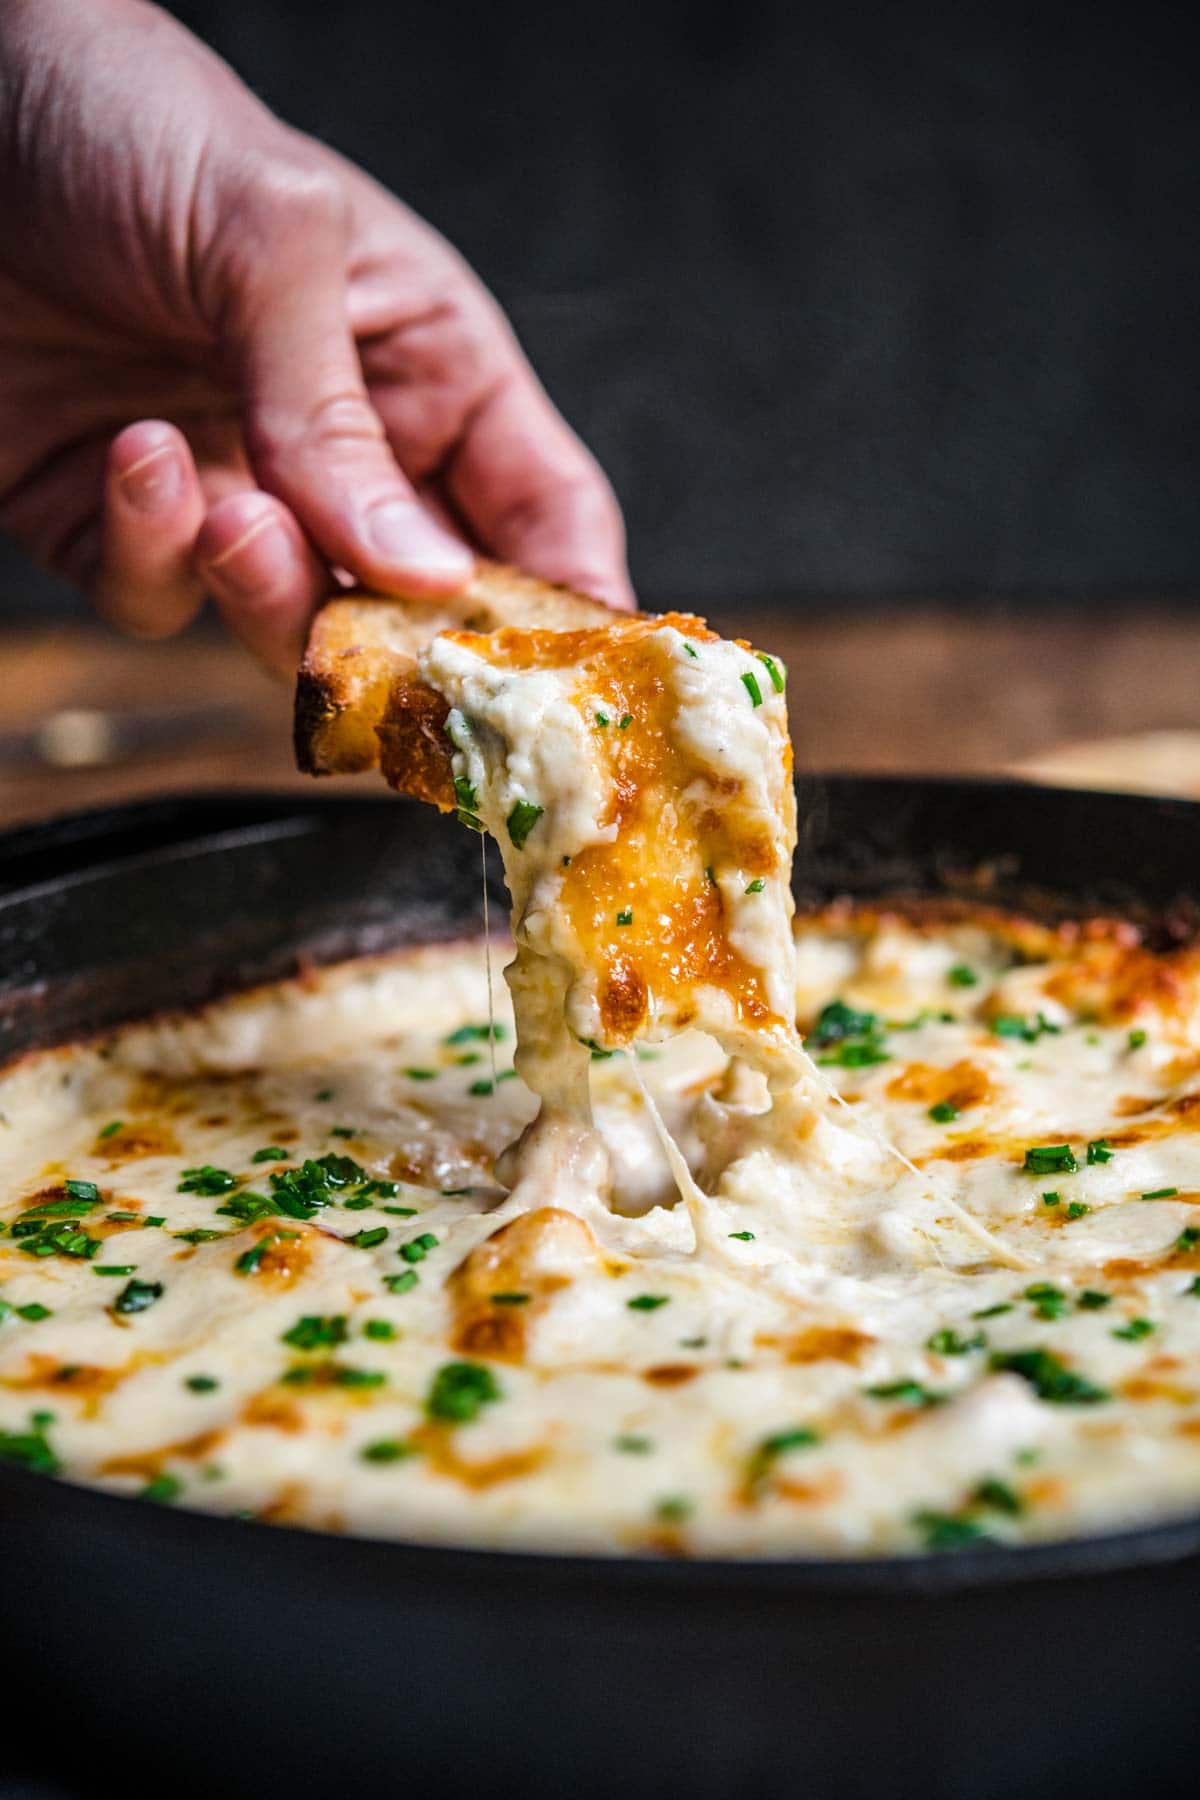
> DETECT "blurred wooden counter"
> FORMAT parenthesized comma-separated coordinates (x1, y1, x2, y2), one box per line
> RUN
(3, 604, 1200, 831)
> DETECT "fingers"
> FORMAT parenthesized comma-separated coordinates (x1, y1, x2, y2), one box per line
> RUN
(96, 421, 207, 637)
(445, 369, 634, 611)
(195, 490, 329, 675)
(229, 173, 474, 596)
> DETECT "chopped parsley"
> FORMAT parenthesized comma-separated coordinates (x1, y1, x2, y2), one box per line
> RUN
(113, 1278, 163, 1315)
(506, 800, 544, 850)
(989, 1347, 1110, 1404)
(1086, 1138, 1114, 1165)
(282, 1314, 348, 1351)
(740, 670, 763, 708)
(426, 1360, 501, 1423)
(1021, 1144, 1078, 1176)
(627, 1294, 670, 1311)
(177, 1165, 237, 1195)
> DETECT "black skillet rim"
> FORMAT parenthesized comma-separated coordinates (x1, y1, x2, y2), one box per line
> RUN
(4, 777, 1200, 1598)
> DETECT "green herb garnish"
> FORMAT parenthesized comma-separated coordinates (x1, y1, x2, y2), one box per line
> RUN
(426, 1361, 501, 1423)
(988, 1347, 1109, 1404)
(1021, 1144, 1078, 1176)
(282, 1315, 348, 1352)
(740, 671, 763, 708)
(114, 1278, 163, 1315)
(1086, 1138, 1114, 1165)
(506, 800, 544, 850)
(627, 1294, 669, 1311)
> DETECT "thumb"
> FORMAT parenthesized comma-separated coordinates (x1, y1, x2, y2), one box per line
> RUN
(230, 182, 474, 595)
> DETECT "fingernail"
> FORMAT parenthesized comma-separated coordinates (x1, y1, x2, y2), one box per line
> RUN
(206, 512, 296, 596)
(119, 444, 184, 514)
(366, 499, 474, 578)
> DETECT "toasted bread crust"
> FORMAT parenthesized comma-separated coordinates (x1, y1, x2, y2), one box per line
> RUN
(294, 560, 617, 784)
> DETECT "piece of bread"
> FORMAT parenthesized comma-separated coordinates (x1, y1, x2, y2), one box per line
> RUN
(294, 560, 617, 795)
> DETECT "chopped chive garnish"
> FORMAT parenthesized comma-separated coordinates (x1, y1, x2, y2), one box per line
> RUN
(683, 643, 698, 659)
(989, 1347, 1109, 1404)
(361, 1439, 416, 1463)
(728, 1230, 756, 1241)
(1067, 1201, 1090, 1219)
(349, 1227, 388, 1251)
(469, 1078, 494, 1096)
(865, 1380, 945, 1407)
(282, 1315, 347, 1351)
(64, 1180, 100, 1203)
(114, 1278, 163, 1315)
(453, 773, 479, 812)
(185, 1375, 219, 1393)
(595, 711, 609, 726)
(363, 1319, 397, 1340)
(506, 800, 544, 849)
(1086, 1138, 1114, 1165)
(400, 1232, 438, 1264)
(627, 1294, 669, 1311)
(1128, 1028, 1148, 1050)
(929, 1101, 959, 1123)
(1078, 1289, 1112, 1309)
(655, 1496, 693, 1524)
(456, 809, 485, 833)
(618, 714, 633, 730)
(1142, 1187, 1178, 1200)
(947, 964, 978, 987)
(745, 878, 765, 893)
(740, 670, 763, 707)
(972, 1302, 1013, 1319)
(1112, 1318, 1155, 1342)
(404, 1068, 437, 1081)
(615, 1434, 654, 1453)
(491, 1292, 531, 1305)
(384, 1271, 419, 1295)
(177, 1165, 237, 1196)
(251, 1147, 287, 1163)
(16, 1303, 51, 1322)
(926, 1328, 985, 1355)
(1042, 1191, 1060, 1207)
(756, 651, 785, 692)
(616, 908, 633, 927)
(141, 1473, 182, 1505)
(426, 1361, 501, 1423)
(93, 1264, 136, 1277)
(98, 1120, 123, 1140)
(1022, 1144, 1077, 1175)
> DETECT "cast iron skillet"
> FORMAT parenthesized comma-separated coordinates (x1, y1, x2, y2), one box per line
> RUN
(2, 780, 1200, 1800)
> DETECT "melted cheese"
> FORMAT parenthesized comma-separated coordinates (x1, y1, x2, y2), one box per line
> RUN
(421, 615, 804, 1123)
(4, 912, 1200, 1556)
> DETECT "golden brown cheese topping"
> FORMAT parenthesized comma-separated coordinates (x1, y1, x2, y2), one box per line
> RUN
(4, 907, 1200, 1557)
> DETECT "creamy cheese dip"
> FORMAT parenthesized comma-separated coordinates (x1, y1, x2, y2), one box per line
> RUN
(4, 905, 1200, 1557)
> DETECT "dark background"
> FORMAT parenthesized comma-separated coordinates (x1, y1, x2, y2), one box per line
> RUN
(3, 0, 1198, 616)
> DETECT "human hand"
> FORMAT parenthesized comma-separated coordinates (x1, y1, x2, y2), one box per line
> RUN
(0, 0, 632, 672)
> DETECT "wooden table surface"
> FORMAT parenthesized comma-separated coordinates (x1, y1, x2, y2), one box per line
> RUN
(3, 604, 1200, 830)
